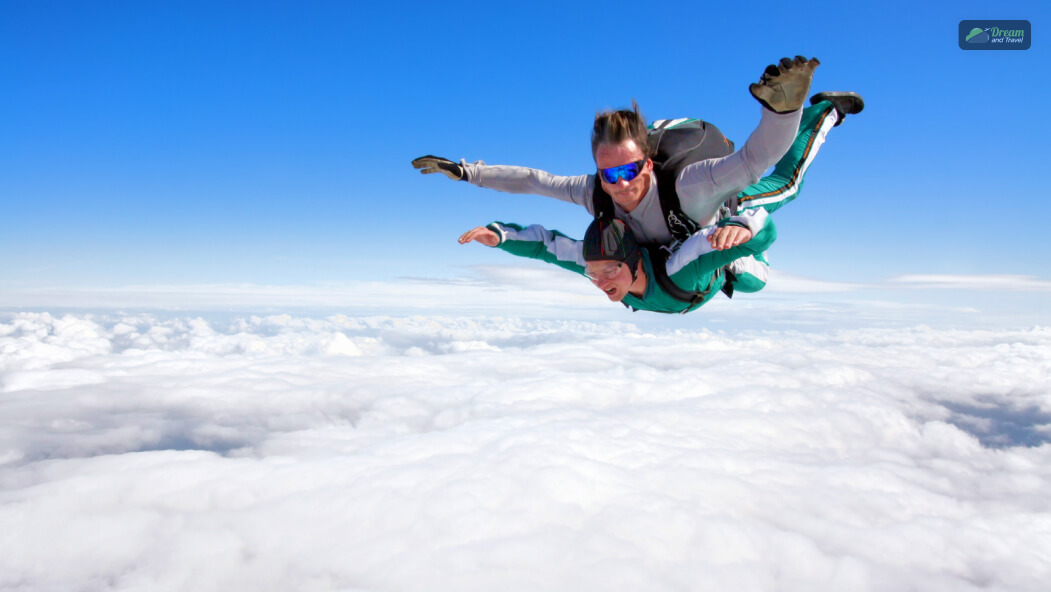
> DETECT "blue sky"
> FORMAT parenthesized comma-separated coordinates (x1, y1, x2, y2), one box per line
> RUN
(2, 0, 1047, 290)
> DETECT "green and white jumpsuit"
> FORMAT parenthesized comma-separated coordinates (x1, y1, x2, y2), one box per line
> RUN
(488, 209, 775, 314)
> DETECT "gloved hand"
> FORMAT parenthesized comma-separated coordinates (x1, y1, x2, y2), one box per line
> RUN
(411, 155, 468, 181)
(749, 56, 820, 114)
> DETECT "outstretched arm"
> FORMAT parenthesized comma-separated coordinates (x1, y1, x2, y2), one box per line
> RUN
(463, 164, 593, 210)
(459, 222, 588, 276)
(413, 155, 594, 211)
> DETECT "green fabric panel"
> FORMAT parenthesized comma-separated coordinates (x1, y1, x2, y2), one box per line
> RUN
(491, 222, 587, 277)
(737, 102, 833, 214)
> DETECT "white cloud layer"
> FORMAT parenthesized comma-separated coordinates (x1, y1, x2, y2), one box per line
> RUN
(3, 266, 1051, 330)
(889, 274, 1051, 291)
(2, 312, 1050, 591)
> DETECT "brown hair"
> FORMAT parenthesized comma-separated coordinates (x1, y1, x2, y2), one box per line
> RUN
(591, 99, 651, 160)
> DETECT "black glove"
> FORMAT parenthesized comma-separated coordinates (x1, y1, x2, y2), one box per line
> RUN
(749, 56, 820, 114)
(411, 155, 467, 181)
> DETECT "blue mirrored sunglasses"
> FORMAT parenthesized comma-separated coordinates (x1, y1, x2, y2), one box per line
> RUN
(598, 159, 646, 184)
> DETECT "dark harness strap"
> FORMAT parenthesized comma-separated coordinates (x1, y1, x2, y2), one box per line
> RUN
(643, 245, 722, 314)
(653, 168, 698, 244)
(591, 177, 616, 222)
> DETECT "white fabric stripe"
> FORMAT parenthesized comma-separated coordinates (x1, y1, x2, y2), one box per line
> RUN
(744, 110, 836, 209)
(511, 225, 586, 266)
(548, 235, 586, 266)
(665, 228, 716, 276)
(664, 209, 769, 276)
(651, 118, 690, 129)
(728, 254, 770, 283)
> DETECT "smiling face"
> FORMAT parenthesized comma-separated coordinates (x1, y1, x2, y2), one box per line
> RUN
(595, 140, 652, 213)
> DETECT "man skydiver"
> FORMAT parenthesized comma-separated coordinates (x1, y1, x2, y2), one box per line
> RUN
(414, 56, 862, 247)
(456, 97, 863, 314)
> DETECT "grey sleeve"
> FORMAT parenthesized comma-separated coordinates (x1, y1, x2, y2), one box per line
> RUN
(675, 107, 802, 225)
(462, 161, 595, 212)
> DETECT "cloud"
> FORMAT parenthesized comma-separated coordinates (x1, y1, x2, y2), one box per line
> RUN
(762, 270, 865, 293)
(2, 266, 1051, 332)
(889, 274, 1051, 291)
(0, 265, 601, 317)
(2, 312, 1050, 591)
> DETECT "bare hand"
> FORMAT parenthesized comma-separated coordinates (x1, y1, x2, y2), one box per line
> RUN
(708, 226, 752, 250)
(459, 226, 500, 247)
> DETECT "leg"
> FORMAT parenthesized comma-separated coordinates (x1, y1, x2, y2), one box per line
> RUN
(735, 102, 838, 214)
(721, 96, 861, 296)
(722, 104, 833, 298)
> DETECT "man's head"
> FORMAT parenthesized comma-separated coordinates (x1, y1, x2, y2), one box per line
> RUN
(592, 101, 653, 212)
(582, 218, 643, 302)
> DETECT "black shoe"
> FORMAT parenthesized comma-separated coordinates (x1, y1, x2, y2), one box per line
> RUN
(809, 91, 864, 126)
(720, 268, 736, 299)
